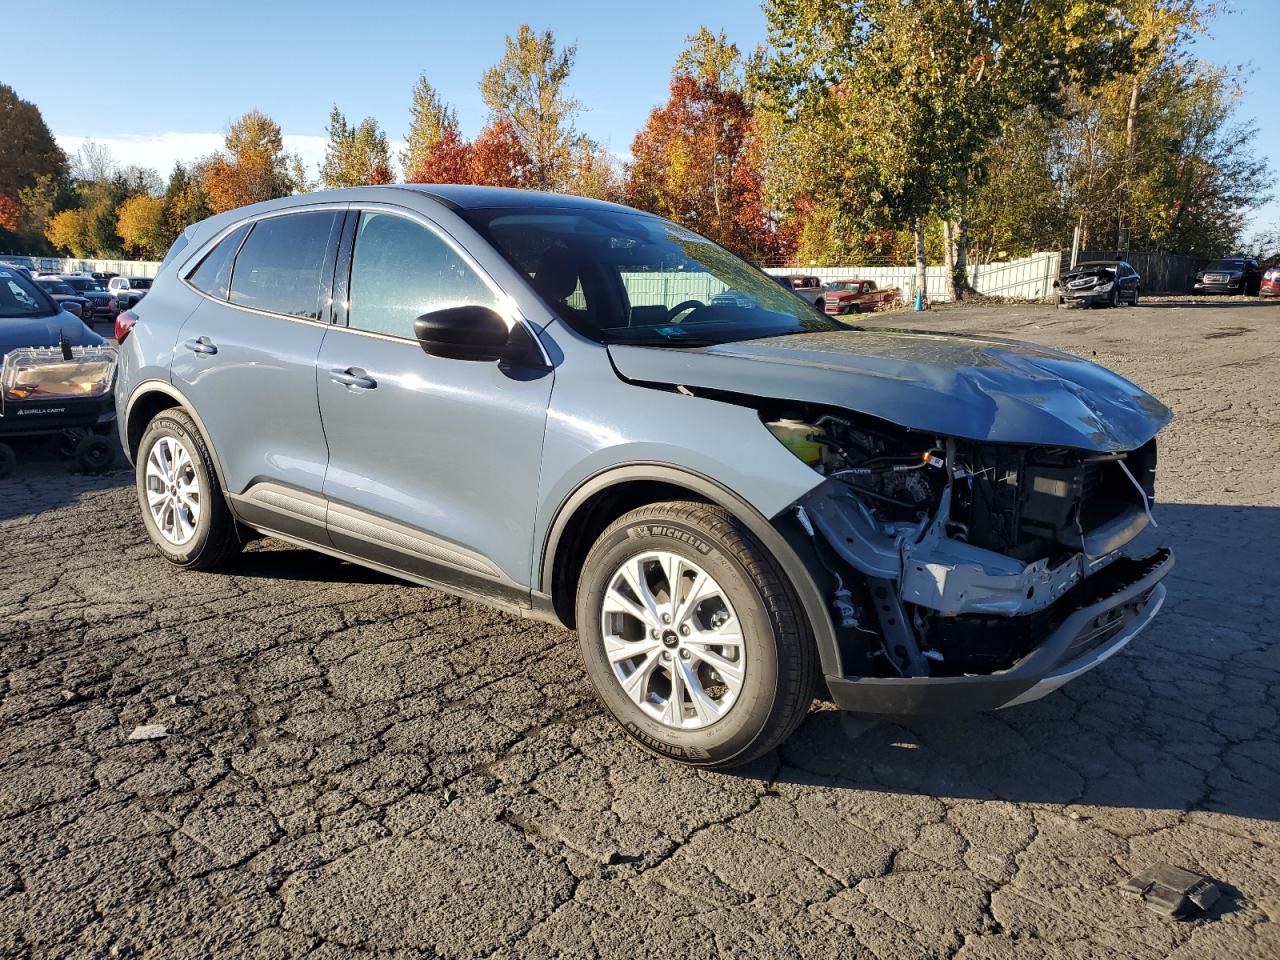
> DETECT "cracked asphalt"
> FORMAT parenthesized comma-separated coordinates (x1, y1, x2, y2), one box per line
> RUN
(1, 297, 1278, 959)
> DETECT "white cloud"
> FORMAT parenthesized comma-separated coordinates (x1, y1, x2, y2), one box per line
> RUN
(56, 132, 409, 184)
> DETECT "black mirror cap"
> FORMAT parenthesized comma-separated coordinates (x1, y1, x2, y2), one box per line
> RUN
(413, 305, 542, 365)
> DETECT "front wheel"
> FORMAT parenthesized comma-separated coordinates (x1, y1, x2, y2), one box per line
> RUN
(575, 501, 816, 769)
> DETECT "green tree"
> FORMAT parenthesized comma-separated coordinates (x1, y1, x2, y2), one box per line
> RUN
(761, 0, 1131, 297)
(402, 74, 459, 180)
(321, 106, 393, 188)
(479, 25, 580, 190)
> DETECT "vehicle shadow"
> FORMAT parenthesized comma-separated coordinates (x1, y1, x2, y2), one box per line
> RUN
(1139, 298, 1279, 309)
(760, 501, 1280, 824)
(224, 544, 400, 585)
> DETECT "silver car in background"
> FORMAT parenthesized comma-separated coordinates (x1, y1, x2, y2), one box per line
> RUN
(116, 185, 1173, 768)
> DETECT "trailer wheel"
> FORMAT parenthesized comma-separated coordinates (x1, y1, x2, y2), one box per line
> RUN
(0, 442, 14, 480)
(75, 435, 115, 473)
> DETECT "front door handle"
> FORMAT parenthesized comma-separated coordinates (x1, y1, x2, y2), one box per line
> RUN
(183, 337, 217, 355)
(329, 367, 377, 389)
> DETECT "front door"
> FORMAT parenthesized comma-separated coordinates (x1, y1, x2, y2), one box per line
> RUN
(317, 208, 553, 603)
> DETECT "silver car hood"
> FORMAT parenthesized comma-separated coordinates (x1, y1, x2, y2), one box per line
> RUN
(609, 328, 1172, 452)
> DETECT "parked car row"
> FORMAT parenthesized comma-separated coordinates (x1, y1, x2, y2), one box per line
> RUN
(26, 272, 152, 324)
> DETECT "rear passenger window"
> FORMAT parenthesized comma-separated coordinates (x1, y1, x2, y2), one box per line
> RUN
(229, 212, 340, 319)
(188, 224, 249, 300)
(347, 211, 499, 339)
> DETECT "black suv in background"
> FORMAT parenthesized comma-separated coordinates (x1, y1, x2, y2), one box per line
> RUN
(1194, 257, 1262, 295)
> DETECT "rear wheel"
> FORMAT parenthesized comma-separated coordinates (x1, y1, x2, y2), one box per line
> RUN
(136, 409, 241, 570)
(575, 501, 815, 769)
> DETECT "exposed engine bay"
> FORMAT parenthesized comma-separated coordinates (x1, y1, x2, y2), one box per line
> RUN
(764, 406, 1164, 681)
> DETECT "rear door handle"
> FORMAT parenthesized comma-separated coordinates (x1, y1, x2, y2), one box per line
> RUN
(329, 367, 377, 389)
(183, 337, 217, 355)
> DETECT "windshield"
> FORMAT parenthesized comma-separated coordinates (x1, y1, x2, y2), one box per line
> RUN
(1205, 259, 1245, 271)
(0, 269, 57, 319)
(826, 281, 859, 292)
(39, 280, 75, 296)
(63, 277, 101, 292)
(460, 207, 844, 346)
(130, 277, 153, 289)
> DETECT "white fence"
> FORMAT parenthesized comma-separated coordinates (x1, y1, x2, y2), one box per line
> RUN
(0, 254, 161, 278)
(765, 251, 1061, 303)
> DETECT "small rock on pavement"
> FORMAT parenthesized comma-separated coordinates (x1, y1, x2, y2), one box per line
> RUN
(127, 724, 168, 741)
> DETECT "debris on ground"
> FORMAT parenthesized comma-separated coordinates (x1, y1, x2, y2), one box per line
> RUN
(1121, 863, 1220, 918)
(127, 724, 169, 741)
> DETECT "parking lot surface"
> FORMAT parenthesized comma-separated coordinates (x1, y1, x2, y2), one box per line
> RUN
(1, 298, 1278, 959)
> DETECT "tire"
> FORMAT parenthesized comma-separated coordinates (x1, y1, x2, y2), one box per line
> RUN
(0, 442, 14, 480)
(75, 435, 114, 472)
(136, 409, 241, 570)
(1109, 288, 1120, 308)
(1131, 289, 1140, 306)
(575, 501, 816, 769)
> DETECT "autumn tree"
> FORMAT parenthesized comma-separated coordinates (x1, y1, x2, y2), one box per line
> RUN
(0, 83, 67, 201)
(565, 136, 622, 202)
(45, 208, 91, 257)
(115, 195, 167, 258)
(761, 0, 1131, 298)
(402, 75, 460, 179)
(203, 110, 306, 213)
(321, 106, 393, 188)
(480, 25, 580, 190)
(159, 161, 213, 249)
(628, 28, 776, 259)
(0, 196, 19, 233)
(468, 120, 531, 187)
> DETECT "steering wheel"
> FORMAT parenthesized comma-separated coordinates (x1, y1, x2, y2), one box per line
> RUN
(665, 299, 705, 322)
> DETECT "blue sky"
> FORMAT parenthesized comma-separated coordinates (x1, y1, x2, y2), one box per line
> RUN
(2, 0, 1274, 234)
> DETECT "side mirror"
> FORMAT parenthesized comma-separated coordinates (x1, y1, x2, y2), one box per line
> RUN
(413, 305, 541, 365)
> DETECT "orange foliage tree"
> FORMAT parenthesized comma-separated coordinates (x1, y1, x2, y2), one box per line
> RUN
(0, 195, 20, 232)
(202, 111, 304, 213)
(627, 29, 780, 260)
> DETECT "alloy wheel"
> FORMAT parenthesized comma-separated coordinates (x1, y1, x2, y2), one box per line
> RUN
(600, 551, 746, 730)
(145, 435, 201, 545)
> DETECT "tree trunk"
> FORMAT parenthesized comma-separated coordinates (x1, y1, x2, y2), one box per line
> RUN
(1120, 73, 1140, 251)
(913, 218, 927, 305)
(943, 220, 956, 303)
(953, 215, 971, 299)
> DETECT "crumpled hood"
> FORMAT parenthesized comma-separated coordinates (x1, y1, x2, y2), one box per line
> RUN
(0, 313, 104, 361)
(609, 328, 1172, 452)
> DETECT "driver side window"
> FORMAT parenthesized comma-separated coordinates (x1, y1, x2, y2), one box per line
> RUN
(347, 211, 499, 339)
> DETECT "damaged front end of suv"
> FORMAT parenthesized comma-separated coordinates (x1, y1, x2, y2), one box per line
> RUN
(777, 408, 1171, 712)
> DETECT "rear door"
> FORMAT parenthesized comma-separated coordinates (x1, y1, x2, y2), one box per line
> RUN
(316, 206, 553, 602)
(171, 207, 344, 542)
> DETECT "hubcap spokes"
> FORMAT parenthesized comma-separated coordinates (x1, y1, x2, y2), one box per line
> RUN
(601, 551, 745, 730)
(145, 436, 200, 546)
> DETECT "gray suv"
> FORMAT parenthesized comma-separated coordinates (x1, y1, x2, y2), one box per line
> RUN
(117, 186, 1174, 768)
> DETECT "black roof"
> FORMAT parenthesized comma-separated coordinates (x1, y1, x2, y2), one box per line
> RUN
(395, 183, 639, 215)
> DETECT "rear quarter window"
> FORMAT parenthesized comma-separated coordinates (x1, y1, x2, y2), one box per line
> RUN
(187, 224, 250, 301)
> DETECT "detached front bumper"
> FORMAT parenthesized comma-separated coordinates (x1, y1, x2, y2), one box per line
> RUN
(825, 548, 1173, 714)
